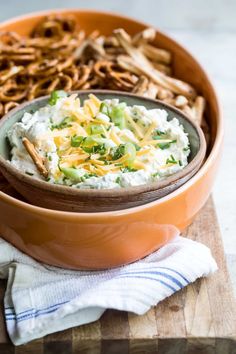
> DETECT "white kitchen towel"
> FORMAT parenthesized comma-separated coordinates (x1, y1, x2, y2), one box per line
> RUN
(0, 236, 217, 346)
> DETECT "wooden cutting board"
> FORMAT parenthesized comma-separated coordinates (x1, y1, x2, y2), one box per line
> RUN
(0, 196, 236, 353)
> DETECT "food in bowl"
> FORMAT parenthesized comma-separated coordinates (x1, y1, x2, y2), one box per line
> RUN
(0, 9, 221, 267)
(8, 91, 190, 189)
(0, 91, 206, 212)
(0, 15, 208, 145)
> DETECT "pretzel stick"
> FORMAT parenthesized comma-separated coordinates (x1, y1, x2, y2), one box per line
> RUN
(73, 39, 89, 59)
(139, 43, 171, 64)
(182, 105, 195, 121)
(143, 82, 159, 99)
(22, 137, 48, 178)
(132, 75, 149, 94)
(0, 14, 206, 141)
(0, 54, 37, 62)
(108, 70, 137, 90)
(114, 29, 153, 69)
(156, 86, 174, 100)
(174, 95, 188, 108)
(192, 96, 206, 125)
(117, 55, 142, 76)
(114, 29, 196, 98)
(0, 46, 36, 54)
(151, 62, 171, 75)
(132, 27, 156, 45)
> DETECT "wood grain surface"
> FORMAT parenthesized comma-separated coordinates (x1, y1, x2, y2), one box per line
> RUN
(0, 196, 236, 353)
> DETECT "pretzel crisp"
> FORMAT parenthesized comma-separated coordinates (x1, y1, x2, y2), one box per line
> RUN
(22, 137, 48, 178)
(0, 15, 208, 139)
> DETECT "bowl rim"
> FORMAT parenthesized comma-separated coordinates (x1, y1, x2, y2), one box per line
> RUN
(0, 8, 223, 218)
(0, 90, 206, 199)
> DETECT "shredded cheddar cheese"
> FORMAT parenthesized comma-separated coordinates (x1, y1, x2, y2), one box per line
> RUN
(8, 91, 190, 189)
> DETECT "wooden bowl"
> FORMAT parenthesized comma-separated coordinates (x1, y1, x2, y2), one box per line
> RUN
(0, 91, 206, 212)
(0, 10, 223, 269)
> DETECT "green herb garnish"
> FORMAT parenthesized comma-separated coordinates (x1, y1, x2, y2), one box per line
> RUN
(89, 124, 104, 135)
(134, 143, 141, 151)
(51, 117, 73, 130)
(110, 142, 136, 165)
(49, 90, 68, 105)
(115, 176, 122, 185)
(166, 154, 178, 165)
(122, 166, 138, 173)
(83, 144, 106, 155)
(152, 130, 167, 140)
(110, 144, 126, 160)
(25, 171, 34, 176)
(60, 167, 96, 183)
(151, 172, 160, 178)
(99, 102, 109, 116)
(71, 135, 85, 147)
(109, 103, 127, 129)
(156, 140, 177, 150)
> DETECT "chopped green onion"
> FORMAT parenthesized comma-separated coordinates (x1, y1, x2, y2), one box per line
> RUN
(124, 142, 136, 165)
(51, 116, 73, 130)
(115, 176, 122, 185)
(166, 154, 178, 165)
(99, 102, 109, 115)
(134, 143, 141, 151)
(25, 171, 34, 176)
(109, 103, 127, 129)
(122, 166, 138, 173)
(71, 134, 107, 155)
(156, 130, 166, 135)
(156, 140, 177, 150)
(152, 130, 166, 139)
(83, 135, 107, 147)
(71, 135, 85, 147)
(152, 172, 160, 178)
(111, 142, 136, 165)
(49, 90, 67, 106)
(88, 124, 104, 135)
(111, 144, 125, 160)
(60, 167, 86, 182)
(83, 144, 106, 155)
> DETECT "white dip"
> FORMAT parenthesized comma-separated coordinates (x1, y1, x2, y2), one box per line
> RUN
(8, 92, 190, 189)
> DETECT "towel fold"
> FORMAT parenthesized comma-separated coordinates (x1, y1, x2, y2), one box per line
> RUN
(0, 236, 217, 345)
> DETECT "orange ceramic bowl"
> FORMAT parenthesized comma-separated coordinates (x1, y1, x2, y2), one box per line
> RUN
(0, 10, 223, 269)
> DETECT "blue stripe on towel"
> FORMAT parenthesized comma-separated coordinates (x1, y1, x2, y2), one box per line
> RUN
(5, 301, 68, 320)
(117, 275, 177, 292)
(118, 270, 184, 289)
(157, 267, 189, 283)
(6, 275, 176, 322)
(5, 267, 187, 322)
(8, 305, 64, 322)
